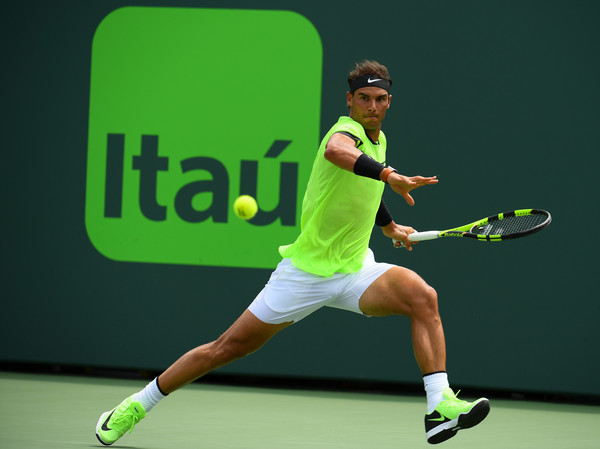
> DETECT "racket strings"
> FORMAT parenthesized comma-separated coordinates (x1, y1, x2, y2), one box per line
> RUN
(474, 214, 547, 236)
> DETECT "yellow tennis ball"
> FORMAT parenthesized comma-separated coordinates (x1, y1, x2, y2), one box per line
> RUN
(233, 195, 258, 220)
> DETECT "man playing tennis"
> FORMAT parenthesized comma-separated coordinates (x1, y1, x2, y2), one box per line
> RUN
(96, 60, 490, 445)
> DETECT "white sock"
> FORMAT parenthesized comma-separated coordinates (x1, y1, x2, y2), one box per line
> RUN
(423, 372, 449, 414)
(132, 377, 167, 413)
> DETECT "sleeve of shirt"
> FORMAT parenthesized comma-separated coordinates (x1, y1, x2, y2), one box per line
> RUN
(335, 131, 363, 149)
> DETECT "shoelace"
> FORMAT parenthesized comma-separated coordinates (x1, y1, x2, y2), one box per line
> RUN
(113, 410, 141, 434)
(446, 389, 468, 405)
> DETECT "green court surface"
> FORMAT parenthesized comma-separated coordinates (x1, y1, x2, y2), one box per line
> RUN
(1, 372, 597, 449)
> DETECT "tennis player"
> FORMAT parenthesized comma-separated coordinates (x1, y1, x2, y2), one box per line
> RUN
(95, 60, 489, 445)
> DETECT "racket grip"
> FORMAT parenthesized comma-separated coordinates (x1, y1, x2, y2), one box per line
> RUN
(408, 230, 440, 242)
(392, 230, 440, 247)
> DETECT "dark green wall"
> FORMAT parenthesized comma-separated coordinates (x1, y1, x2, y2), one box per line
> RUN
(2, 0, 599, 397)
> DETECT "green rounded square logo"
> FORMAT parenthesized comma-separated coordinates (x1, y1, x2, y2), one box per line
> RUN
(86, 7, 322, 269)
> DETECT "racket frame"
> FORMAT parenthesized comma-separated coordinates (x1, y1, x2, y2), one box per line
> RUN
(402, 208, 551, 244)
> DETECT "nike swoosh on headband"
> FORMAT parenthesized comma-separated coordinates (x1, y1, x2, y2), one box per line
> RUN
(367, 77, 383, 83)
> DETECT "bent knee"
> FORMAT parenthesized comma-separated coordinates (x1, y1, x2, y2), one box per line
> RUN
(409, 283, 438, 315)
(361, 266, 440, 317)
(424, 284, 438, 303)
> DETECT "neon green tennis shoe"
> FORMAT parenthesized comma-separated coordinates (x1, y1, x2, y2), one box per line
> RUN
(95, 396, 146, 445)
(425, 388, 490, 444)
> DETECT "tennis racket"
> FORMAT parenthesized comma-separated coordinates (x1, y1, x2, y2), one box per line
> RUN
(394, 209, 551, 247)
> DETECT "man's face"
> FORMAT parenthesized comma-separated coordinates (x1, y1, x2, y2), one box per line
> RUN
(346, 86, 391, 131)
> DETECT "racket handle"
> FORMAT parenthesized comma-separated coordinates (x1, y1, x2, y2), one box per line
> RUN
(393, 230, 440, 247)
(408, 230, 440, 242)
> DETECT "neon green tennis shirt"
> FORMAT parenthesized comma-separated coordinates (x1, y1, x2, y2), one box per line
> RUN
(279, 116, 387, 276)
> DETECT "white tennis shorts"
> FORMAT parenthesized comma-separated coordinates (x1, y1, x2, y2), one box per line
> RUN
(248, 249, 395, 324)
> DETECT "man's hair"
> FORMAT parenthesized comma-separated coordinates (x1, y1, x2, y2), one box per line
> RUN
(347, 60, 391, 88)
